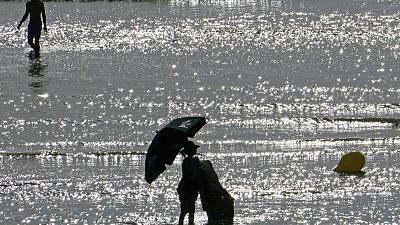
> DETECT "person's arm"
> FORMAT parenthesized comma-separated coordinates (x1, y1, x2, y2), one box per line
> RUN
(41, 2, 47, 32)
(17, 4, 29, 30)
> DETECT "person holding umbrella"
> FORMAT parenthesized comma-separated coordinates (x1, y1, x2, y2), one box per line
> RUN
(144, 117, 234, 223)
(177, 141, 201, 225)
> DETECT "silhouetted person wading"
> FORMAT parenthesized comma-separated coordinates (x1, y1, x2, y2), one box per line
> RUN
(178, 141, 200, 225)
(17, 0, 47, 55)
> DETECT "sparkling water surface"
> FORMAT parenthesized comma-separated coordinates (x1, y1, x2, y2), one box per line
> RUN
(0, 0, 399, 224)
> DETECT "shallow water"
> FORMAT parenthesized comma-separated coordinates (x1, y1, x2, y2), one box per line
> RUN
(0, 0, 399, 224)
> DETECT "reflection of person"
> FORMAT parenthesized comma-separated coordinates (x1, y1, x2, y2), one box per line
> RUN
(27, 57, 49, 94)
(28, 57, 46, 77)
(177, 141, 200, 225)
(17, 0, 47, 55)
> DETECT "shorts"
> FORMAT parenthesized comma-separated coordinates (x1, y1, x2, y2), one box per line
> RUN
(28, 23, 42, 40)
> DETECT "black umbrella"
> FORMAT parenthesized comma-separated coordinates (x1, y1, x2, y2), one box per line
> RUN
(145, 116, 207, 184)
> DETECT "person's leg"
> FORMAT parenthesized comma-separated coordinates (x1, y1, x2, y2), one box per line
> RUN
(34, 36, 40, 54)
(178, 211, 186, 225)
(188, 211, 194, 225)
(34, 25, 42, 54)
(27, 26, 35, 50)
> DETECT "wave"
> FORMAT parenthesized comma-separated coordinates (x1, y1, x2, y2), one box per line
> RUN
(301, 137, 400, 143)
(0, 0, 162, 2)
(0, 151, 146, 157)
(322, 117, 400, 125)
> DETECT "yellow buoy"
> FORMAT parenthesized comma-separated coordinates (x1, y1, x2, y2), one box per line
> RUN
(333, 151, 365, 173)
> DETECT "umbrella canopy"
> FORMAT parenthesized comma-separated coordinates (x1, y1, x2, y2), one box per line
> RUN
(163, 117, 207, 138)
(145, 117, 207, 184)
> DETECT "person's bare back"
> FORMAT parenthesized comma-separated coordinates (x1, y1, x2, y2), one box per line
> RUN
(26, 0, 45, 24)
